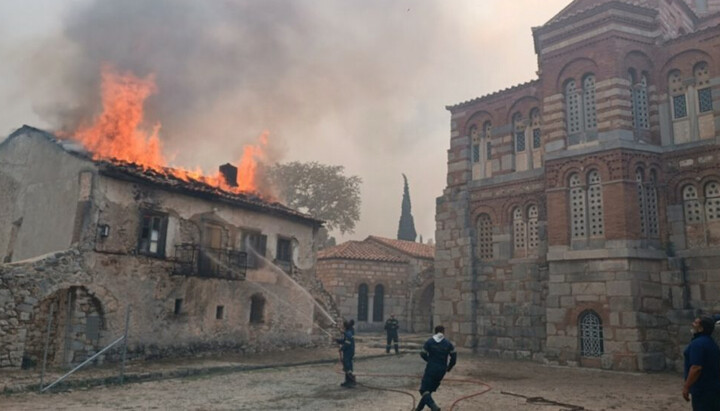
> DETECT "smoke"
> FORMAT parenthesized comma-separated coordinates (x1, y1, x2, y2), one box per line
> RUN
(26, 0, 447, 169)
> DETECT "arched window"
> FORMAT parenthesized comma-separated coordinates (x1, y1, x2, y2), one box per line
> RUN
(483, 121, 493, 160)
(695, 62, 713, 113)
(470, 125, 480, 163)
(570, 173, 587, 239)
(579, 311, 604, 357)
(630, 70, 650, 130)
(357, 284, 369, 321)
(583, 75, 597, 130)
(646, 170, 659, 237)
(566, 80, 582, 135)
(530, 108, 542, 149)
(513, 207, 526, 253)
(527, 205, 539, 250)
(512, 112, 526, 153)
(587, 171, 604, 237)
(249, 294, 265, 324)
(683, 185, 702, 224)
(669, 70, 687, 119)
(705, 181, 720, 222)
(476, 214, 493, 261)
(636, 168, 647, 236)
(372, 284, 384, 322)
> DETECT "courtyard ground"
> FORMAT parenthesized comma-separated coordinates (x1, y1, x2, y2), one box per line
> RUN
(0, 333, 688, 410)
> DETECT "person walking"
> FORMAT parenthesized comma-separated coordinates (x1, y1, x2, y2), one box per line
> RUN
(384, 313, 400, 354)
(683, 315, 720, 410)
(336, 319, 356, 388)
(416, 325, 456, 411)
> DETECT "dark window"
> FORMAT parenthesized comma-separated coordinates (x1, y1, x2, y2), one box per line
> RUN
(242, 231, 267, 268)
(673, 95, 688, 119)
(532, 128, 541, 149)
(276, 238, 292, 262)
(472, 144, 480, 163)
(486, 142, 492, 160)
(174, 299, 183, 315)
(698, 88, 713, 113)
(580, 311, 604, 357)
(515, 132, 525, 152)
(216, 305, 224, 320)
(138, 213, 168, 257)
(250, 294, 265, 324)
(372, 284, 384, 322)
(357, 284, 368, 321)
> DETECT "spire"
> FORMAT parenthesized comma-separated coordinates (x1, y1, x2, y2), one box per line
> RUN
(397, 174, 417, 242)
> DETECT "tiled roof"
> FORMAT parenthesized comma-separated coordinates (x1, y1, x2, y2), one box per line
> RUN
(317, 241, 408, 263)
(545, 0, 654, 26)
(445, 80, 539, 111)
(5, 125, 322, 225)
(366, 236, 435, 260)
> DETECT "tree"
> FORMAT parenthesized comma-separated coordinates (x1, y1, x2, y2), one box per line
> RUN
(267, 161, 362, 238)
(397, 173, 417, 242)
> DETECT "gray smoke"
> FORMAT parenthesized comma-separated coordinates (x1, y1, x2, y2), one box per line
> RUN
(30, 0, 446, 169)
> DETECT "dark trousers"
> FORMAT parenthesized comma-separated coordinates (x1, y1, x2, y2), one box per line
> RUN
(386, 333, 399, 353)
(692, 390, 720, 411)
(417, 364, 446, 410)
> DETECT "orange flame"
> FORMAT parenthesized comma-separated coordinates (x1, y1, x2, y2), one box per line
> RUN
(65, 65, 270, 198)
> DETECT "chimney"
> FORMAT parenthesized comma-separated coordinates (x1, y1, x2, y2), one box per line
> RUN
(219, 163, 238, 187)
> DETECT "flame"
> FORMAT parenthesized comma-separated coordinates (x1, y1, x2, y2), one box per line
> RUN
(64, 65, 270, 198)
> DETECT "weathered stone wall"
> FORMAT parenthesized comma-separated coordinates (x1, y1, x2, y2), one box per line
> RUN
(0, 248, 322, 369)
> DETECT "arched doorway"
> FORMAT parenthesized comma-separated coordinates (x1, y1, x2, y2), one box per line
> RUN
(22, 286, 106, 368)
(412, 282, 434, 333)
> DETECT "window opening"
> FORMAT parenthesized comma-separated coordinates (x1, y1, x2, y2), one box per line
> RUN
(242, 231, 267, 268)
(587, 171, 604, 237)
(646, 170, 659, 237)
(566, 80, 581, 134)
(477, 214, 493, 261)
(250, 294, 265, 324)
(174, 299, 183, 315)
(357, 284, 369, 321)
(216, 305, 224, 320)
(683, 185, 702, 223)
(583, 75, 597, 130)
(276, 237, 292, 263)
(705, 182, 720, 222)
(570, 173, 587, 239)
(513, 207, 526, 252)
(138, 213, 168, 256)
(527, 205, 539, 250)
(580, 311, 604, 357)
(372, 284, 384, 322)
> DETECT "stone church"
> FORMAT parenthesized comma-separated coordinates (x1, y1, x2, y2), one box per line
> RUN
(435, 0, 720, 371)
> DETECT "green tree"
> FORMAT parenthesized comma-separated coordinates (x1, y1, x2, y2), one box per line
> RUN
(267, 162, 362, 238)
(397, 173, 417, 242)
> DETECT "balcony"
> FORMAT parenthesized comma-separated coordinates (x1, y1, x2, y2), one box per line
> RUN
(172, 244, 247, 280)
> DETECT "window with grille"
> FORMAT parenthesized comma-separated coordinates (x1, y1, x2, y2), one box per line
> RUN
(530, 108, 542, 149)
(486, 142, 492, 160)
(587, 171, 604, 237)
(631, 74, 650, 130)
(276, 237, 292, 263)
(472, 144, 480, 163)
(513, 113, 525, 153)
(532, 128, 541, 149)
(646, 170, 659, 237)
(683, 185, 702, 224)
(580, 311, 604, 357)
(673, 95, 688, 119)
(566, 80, 581, 134)
(527, 205, 539, 250)
(583, 75, 597, 129)
(476, 214, 493, 261)
(570, 173, 587, 239)
(636, 168, 647, 236)
(357, 284, 369, 321)
(669, 71, 687, 119)
(705, 181, 720, 222)
(698, 88, 713, 113)
(515, 132, 526, 152)
(513, 207, 526, 252)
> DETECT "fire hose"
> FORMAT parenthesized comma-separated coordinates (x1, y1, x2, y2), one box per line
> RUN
(335, 351, 493, 410)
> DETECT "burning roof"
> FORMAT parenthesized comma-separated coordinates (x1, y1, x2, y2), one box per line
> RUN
(4, 125, 323, 226)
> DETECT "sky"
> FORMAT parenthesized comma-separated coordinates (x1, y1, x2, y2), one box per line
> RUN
(0, 0, 571, 243)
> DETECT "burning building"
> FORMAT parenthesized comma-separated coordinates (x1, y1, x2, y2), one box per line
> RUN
(0, 125, 332, 369)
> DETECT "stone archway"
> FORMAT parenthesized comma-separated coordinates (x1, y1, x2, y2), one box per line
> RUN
(22, 286, 107, 368)
(412, 282, 434, 333)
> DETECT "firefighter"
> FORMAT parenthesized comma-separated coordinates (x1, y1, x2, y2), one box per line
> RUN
(416, 325, 456, 411)
(336, 319, 356, 388)
(384, 313, 400, 354)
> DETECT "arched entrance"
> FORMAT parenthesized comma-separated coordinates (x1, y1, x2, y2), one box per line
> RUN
(412, 282, 434, 333)
(22, 286, 106, 368)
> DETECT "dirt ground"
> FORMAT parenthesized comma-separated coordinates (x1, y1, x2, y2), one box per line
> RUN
(0, 347, 688, 411)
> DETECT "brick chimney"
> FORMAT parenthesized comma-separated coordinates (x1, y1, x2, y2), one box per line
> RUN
(219, 163, 238, 187)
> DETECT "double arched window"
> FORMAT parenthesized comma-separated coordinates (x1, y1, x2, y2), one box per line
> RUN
(565, 74, 598, 145)
(569, 170, 604, 240)
(512, 205, 539, 257)
(668, 62, 715, 143)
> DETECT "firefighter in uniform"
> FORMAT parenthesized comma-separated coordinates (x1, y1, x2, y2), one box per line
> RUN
(336, 319, 357, 388)
(416, 325, 457, 411)
(384, 313, 400, 354)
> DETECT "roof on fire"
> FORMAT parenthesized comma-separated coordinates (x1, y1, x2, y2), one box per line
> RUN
(3, 125, 323, 226)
